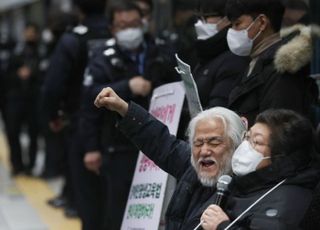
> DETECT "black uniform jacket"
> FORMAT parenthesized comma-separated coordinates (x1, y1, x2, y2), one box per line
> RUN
(43, 15, 110, 121)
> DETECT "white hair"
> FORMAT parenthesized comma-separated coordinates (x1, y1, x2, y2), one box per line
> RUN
(188, 107, 246, 152)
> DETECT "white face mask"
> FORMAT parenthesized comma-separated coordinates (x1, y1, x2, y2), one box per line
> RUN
(194, 19, 221, 40)
(115, 27, 144, 50)
(231, 140, 270, 176)
(227, 17, 262, 56)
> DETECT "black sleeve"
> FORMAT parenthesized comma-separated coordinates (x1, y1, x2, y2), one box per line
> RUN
(117, 102, 191, 179)
(80, 52, 132, 152)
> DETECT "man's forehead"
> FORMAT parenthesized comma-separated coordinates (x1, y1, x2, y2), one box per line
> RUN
(194, 118, 225, 137)
(232, 14, 254, 23)
(113, 10, 141, 24)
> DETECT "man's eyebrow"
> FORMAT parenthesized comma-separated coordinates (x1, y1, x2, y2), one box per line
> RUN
(194, 136, 224, 141)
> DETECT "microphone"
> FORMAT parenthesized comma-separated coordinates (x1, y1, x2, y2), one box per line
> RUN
(215, 175, 232, 208)
(193, 175, 232, 230)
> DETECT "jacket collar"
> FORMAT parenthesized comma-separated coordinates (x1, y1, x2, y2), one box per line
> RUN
(275, 25, 312, 74)
(195, 26, 229, 61)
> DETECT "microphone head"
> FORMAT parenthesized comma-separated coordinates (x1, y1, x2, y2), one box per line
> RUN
(217, 175, 232, 191)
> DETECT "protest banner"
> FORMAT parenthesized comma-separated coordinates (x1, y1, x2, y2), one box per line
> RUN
(121, 81, 185, 230)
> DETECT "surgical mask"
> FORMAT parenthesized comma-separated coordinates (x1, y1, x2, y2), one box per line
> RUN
(231, 140, 270, 176)
(115, 27, 144, 50)
(194, 18, 223, 40)
(227, 17, 262, 56)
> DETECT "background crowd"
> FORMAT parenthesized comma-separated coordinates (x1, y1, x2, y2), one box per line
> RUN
(0, 0, 320, 229)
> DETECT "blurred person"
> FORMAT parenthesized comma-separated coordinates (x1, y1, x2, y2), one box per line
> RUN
(132, 0, 154, 34)
(0, 33, 15, 123)
(282, 0, 310, 27)
(132, 0, 178, 67)
(158, 0, 198, 70)
(42, 0, 110, 220)
(200, 109, 320, 229)
(4, 23, 41, 176)
(226, 0, 318, 127)
(39, 10, 78, 180)
(80, 1, 178, 229)
(94, 87, 246, 229)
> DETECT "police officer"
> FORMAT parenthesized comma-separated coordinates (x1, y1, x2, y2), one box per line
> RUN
(42, 0, 110, 222)
(0, 33, 15, 125)
(5, 23, 41, 176)
(39, 11, 78, 180)
(80, 1, 178, 229)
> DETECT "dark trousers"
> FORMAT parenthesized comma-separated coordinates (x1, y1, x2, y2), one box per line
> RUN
(43, 127, 65, 176)
(60, 123, 77, 208)
(5, 96, 39, 171)
(70, 129, 108, 230)
(104, 151, 138, 230)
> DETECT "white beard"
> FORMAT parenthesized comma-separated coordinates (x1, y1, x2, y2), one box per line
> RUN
(191, 152, 232, 187)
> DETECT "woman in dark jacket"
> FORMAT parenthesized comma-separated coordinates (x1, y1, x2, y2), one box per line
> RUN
(201, 109, 320, 230)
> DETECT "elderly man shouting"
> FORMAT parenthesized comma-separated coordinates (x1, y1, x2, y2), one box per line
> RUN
(95, 87, 246, 230)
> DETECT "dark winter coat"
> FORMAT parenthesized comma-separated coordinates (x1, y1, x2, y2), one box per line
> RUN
(194, 27, 249, 108)
(6, 42, 41, 100)
(217, 154, 320, 230)
(42, 15, 110, 122)
(229, 25, 318, 127)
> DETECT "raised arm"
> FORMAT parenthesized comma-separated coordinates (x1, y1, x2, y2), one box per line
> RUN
(95, 87, 191, 178)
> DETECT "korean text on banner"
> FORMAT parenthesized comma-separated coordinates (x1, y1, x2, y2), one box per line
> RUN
(121, 81, 185, 230)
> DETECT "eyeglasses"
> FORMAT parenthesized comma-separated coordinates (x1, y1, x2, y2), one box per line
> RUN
(242, 131, 269, 148)
(193, 136, 224, 148)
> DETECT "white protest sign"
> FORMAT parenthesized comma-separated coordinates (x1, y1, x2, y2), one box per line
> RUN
(175, 54, 203, 118)
(121, 81, 185, 230)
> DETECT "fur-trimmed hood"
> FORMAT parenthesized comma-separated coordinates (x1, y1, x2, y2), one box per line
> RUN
(274, 24, 316, 74)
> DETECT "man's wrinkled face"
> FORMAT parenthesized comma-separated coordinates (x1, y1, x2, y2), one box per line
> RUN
(191, 118, 232, 187)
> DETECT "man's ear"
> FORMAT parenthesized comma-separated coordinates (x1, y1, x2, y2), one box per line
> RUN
(259, 14, 269, 31)
(240, 116, 248, 130)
